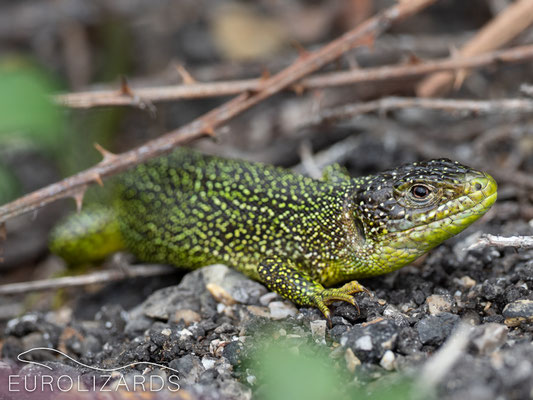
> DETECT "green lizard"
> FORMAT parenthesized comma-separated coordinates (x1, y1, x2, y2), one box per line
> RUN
(50, 149, 497, 321)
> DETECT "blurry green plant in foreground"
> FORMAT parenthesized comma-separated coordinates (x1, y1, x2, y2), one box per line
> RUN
(0, 58, 64, 151)
(244, 325, 421, 400)
(0, 58, 65, 205)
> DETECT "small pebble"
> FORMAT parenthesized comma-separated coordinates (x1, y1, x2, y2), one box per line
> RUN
(471, 323, 508, 355)
(172, 309, 202, 325)
(268, 301, 298, 320)
(502, 300, 533, 327)
(426, 294, 453, 315)
(355, 335, 373, 351)
(202, 357, 216, 370)
(310, 320, 327, 343)
(379, 350, 396, 371)
(259, 292, 280, 306)
(344, 348, 361, 373)
(206, 283, 237, 306)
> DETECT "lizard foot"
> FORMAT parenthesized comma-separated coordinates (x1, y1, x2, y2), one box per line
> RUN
(312, 281, 370, 327)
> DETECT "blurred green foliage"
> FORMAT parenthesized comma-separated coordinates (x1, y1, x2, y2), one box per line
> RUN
(0, 163, 21, 205)
(243, 324, 424, 400)
(0, 59, 65, 151)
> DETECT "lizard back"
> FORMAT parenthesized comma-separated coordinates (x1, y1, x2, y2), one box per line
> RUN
(116, 149, 351, 281)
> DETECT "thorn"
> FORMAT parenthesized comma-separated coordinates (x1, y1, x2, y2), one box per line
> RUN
(91, 172, 104, 187)
(120, 76, 134, 96)
(290, 83, 305, 96)
(453, 68, 467, 90)
(94, 143, 117, 163)
(359, 34, 375, 50)
(290, 40, 311, 59)
(448, 45, 466, 90)
(72, 186, 87, 212)
(176, 64, 196, 85)
(204, 125, 216, 137)
(405, 52, 423, 65)
(260, 68, 271, 81)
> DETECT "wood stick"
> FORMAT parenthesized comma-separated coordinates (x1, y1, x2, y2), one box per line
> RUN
(55, 44, 533, 108)
(417, 0, 533, 97)
(467, 235, 533, 250)
(313, 96, 533, 124)
(0, 264, 177, 295)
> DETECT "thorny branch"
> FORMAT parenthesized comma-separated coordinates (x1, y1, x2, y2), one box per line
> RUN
(0, 0, 438, 226)
(56, 44, 533, 108)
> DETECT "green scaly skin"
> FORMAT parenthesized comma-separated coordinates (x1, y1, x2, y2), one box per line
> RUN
(50, 149, 498, 321)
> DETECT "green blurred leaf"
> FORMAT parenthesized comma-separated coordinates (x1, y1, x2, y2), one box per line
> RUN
(243, 326, 426, 400)
(0, 162, 21, 205)
(0, 60, 64, 150)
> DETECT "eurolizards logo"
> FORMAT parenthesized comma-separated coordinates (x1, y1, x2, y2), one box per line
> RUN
(6, 347, 180, 394)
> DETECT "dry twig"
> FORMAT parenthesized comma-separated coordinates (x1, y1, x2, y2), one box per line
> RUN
(0, 264, 177, 296)
(0, 0, 437, 226)
(56, 44, 533, 108)
(468, 234, 533, 251)
(313, 96, 533, 124)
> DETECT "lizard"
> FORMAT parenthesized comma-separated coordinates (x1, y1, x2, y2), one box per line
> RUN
(49, 148, 497, 322)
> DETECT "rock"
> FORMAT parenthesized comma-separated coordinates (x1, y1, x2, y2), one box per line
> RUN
(259, 292, 280, 306)
(344, 348, 361, 373)
(219, 379, 252, 400)
(502, 299, 533, 327)
(382, 304, 410, 327)
(172, 309, 202, 325)
(310, 320, 327, 344)
(201, 357, 216, 370)
(139, 265, 267, 321)
(95, 304, 127, 333)
(458, 276, 477, 289)
(201, 264, 268, 305)
(169, 354, 205, 385)
(481, 278, 507, 301)
(268, 301, 298, 320)
(426, 294, 453, 315)
(396, 326, 422, 355)
(416, 312, 460, 346)
(247, 305, 272, 318)
(222, 341, 244, 366)
(379, 350, 396, 371)
(124, 315, 153, 337)
(341, 319, 399, 363)
(206, 283, 237, 306)
(471, 323, 508, 355)
(149, 322, 172, 346)
(214, 322, 236, 334)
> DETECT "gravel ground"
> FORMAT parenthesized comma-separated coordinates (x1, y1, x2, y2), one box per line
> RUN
(1, 217, 533, 399)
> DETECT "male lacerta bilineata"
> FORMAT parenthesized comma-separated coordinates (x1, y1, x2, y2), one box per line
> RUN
(50, 149, 497, 322)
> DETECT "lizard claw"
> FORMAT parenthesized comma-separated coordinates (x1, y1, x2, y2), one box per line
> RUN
(313, 280, 371, 322)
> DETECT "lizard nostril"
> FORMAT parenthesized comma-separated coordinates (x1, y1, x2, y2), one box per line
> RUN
(474, 182, 482, 191)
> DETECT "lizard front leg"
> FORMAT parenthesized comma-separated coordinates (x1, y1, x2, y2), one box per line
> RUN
(257, 257, 369, 324)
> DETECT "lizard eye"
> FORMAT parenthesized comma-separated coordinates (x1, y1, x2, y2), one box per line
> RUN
(411, 184, 431, 199)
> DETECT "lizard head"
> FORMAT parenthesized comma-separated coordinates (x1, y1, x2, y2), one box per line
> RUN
(348, 158, 497, 276)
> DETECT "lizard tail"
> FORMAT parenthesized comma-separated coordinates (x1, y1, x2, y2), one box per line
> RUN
(49, 205, 125, 265)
